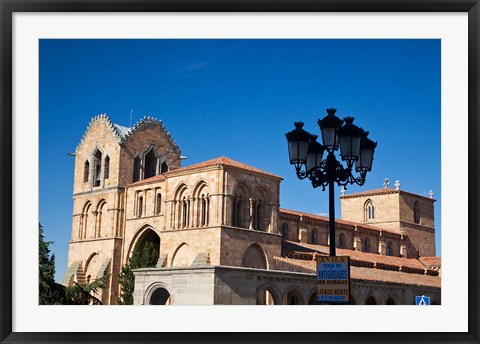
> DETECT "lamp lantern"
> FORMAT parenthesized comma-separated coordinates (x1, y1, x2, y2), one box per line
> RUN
(337, 116, 362, 162)
(317, 108, 344, 151)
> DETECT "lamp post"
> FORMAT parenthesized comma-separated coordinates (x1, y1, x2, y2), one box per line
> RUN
(286, 108, 377, 257)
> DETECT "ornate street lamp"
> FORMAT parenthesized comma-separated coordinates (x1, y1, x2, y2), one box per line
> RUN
(286, 108, 377, 257)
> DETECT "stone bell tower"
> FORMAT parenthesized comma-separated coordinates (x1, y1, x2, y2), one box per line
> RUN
(63, 114, 181, 304)
(340, 181, 436, 257)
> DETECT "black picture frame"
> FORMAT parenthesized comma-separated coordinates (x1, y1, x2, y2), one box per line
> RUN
(1, 1, 478, 343)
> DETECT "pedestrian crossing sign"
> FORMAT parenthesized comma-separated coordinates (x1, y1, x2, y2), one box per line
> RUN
(415, 295, 430, 305)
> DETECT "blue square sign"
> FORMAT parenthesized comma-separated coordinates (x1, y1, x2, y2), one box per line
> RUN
(415, 295, 430, 305)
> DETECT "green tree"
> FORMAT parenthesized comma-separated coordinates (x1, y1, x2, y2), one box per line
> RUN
(118, 241, 158, 305)
(65, 274, 110, 305)
(39, 223, 63, 304)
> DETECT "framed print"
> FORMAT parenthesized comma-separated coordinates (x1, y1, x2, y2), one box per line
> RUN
(1, 1, 479, 344)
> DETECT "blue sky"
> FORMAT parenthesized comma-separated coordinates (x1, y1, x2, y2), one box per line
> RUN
(39, 39, 441, 282)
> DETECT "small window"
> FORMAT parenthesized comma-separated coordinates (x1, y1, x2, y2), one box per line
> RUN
(104, 156, 110, 180)
(414, 201, 421, 224)
(161, 161, 169, 174)
(362, 238, 370, 252)
(138, 196, 143, 217)
(133, 156, 141, 182)
(182, 197, 187, 227)
(144, 149, 157, 179)
(255, 200, 263, 230)
(364, 200, 375, 221)
(83, 160, 90, 182)
(338, 233, 345, 248)
(308, 229, 317, 244)
(201, 195, 207, 226)
(156, 193, 162, 215)
(386, 241, 393, 256)
(280, 223, 287, 239)
(93, 150, 102, 187)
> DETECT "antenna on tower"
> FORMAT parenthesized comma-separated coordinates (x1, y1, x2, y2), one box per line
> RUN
(129, 109, 133, 127)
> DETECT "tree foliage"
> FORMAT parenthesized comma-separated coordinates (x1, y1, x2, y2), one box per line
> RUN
(39, 223, 64, 304)
(65, 274, 110, 305)
(118, 241, 158, 305)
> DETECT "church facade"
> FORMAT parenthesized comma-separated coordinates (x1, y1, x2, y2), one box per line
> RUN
(62, 114, 441, 305)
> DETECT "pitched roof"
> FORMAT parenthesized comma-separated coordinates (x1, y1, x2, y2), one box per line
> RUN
(129, 174, 167, 186)
(340, 187, 398, 198)
(165, 156, 283, 179)
(273, 256, 440, 288)
(279, 208, 400, 235)
(282, 240, 427, 270)
(340, 187, 435, 201)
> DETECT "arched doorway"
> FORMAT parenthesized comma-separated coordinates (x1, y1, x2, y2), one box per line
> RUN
(386, 297, 396, 305)
(308, 292, 317, 305)
(285, 289, 305, 305)
(127, 227, 161, 268)
(132, 228, 160, 257)
(150, 288, 172, 305)
(365, 296, 377, 305)
(256, 285, 280, 305)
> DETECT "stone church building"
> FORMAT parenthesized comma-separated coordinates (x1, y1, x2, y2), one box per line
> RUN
(62, 114, 441, 305)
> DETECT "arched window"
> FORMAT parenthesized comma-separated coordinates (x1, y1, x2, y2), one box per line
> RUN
(144, 149, 157, 179)
(156, 193, 162, 215)
(133, 156, 141, 182)
(280, 223, 287, 239)
(104, 156, 110, 180)
(414, 201, 421, 224)
(161, 161, 169, 174)
(93, 150, 102, 187)
(232, 195, 244, 228)
(96, 201, 106, 238)
(308, 229, 317, 244)
(255, 200, 263, 230)
(200, 195, 208, 226)
(182, 197, 188, 228)
(138, 196, 143, 217)
(364, 200, 375, 221)
(338, 233, 345, 248)
(362, 238, 370, 252)
(386, 241, 393, 256)
(80, 202, 91, 239)
(83, 160, 90, 183)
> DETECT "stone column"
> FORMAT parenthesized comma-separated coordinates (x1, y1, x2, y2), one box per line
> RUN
(249, 198, 255, 230)
(192, 197, 198, 228)
(353, 236, 362, 251)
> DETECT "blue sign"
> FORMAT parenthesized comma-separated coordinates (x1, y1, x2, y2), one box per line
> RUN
(316, 256, 350, 304)
(415, 295, 430, 305)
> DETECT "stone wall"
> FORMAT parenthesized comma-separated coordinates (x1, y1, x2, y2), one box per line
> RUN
(133, 266, 441, 305)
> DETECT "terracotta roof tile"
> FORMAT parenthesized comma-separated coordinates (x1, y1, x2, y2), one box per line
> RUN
(273, 256, 440, 288)
(282, 240, 427, 270)
(419, 256, 442, 267)
(129, 174, 166, 186)
(165, 156, 283, 179)
(279, 208, 400, 235)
